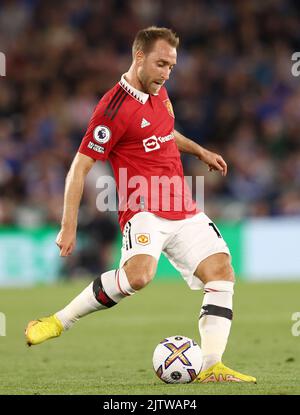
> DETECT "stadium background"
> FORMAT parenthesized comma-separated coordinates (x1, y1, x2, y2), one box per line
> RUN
(0, 0, 300, 395)
(1, 0, 300, 284)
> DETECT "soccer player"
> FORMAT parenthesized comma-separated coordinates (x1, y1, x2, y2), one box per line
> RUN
(25, 27, 256, 383)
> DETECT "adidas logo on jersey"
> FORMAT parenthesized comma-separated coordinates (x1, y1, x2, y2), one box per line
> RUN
(141, 118, 151, 128)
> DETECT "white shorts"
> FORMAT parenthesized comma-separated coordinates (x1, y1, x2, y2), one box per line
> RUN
(119, 211, 231, 290)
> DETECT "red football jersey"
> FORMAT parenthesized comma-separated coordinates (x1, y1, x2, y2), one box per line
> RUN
(79, 74, 198, 230)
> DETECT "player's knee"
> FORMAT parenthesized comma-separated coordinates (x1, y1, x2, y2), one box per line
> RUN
(123, 264, 155, 291)
(215, 261, 235, 282)
(127, 268, 154, 290)
(195, 253, 235, 284)
(206, 255, 235, 282)
(123, 255, 157, 291)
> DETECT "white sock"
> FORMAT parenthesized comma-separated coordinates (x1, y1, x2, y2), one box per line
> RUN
(102, 268, 136, 302)
(55, 269, 135, 330)
(198, 280, 234, 371)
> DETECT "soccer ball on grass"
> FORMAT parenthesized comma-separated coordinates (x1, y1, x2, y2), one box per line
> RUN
(152, 335, 202, 384)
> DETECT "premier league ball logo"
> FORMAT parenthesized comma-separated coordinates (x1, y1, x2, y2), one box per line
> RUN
(93, 125, 111, 144)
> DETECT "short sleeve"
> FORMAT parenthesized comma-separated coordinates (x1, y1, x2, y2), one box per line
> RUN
(78, 95, 127, 161)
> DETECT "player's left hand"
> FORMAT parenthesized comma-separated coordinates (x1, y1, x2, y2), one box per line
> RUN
(198, 149, 227, 176)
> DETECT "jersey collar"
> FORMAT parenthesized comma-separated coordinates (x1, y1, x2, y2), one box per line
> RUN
(119, 74, 149, 104)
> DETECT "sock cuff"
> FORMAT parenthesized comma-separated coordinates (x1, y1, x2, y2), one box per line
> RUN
(117, 268, 136, 296)
(99, 268, 136, 304)
(204, 280, 234, 294)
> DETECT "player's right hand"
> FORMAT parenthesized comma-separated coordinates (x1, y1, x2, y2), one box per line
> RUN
(55, 228, 76, 257)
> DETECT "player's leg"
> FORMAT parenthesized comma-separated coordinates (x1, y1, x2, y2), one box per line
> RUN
(25, 212, 164, 346)
(163, 212, 256, 382)
(25, 254, 157, 346)
(195, 252, 234, 371)
(56, 253, 157, 327)
(194, 252, 256, 382)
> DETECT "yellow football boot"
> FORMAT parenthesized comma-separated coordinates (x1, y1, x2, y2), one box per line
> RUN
(25, 315, 63, 346)
(196, 362, 257, 383)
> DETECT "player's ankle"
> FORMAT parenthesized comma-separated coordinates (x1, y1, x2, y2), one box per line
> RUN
(201, 354, 221, 371)
(54, 312, 75, 331)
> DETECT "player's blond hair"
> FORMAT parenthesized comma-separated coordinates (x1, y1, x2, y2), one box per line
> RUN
(132, 26, 179, 58)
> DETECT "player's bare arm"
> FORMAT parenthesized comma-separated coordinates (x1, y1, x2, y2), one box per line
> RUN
(56, 153, 96, 257)
(174, 129, 227, 176)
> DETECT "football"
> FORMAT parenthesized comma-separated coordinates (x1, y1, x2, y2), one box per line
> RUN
(152, 335, 202, 384)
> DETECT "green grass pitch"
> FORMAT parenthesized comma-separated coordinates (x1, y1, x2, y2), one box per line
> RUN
(0, 279, 300, 395)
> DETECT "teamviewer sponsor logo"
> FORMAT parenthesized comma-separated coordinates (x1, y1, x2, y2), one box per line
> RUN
(143, 135, 160, 152)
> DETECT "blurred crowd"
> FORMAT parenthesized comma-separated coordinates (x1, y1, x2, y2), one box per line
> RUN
(1, 0, 300, 273)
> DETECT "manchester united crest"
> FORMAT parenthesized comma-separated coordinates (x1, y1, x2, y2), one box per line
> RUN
(135, 233, 150, 245)
(163, 99, 175, 118)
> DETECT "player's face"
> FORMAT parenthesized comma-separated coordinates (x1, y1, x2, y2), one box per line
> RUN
(137, 40, 177, 95)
